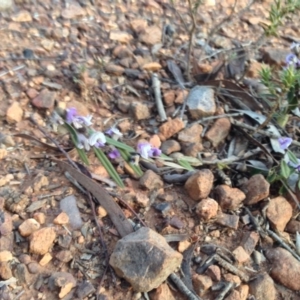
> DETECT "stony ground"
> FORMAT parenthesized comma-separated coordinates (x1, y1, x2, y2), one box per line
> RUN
(1, 0, 300, 300)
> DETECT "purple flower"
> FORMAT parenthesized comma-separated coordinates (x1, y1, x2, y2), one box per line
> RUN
(285, 53, 300, 68)
(77, 133, 90, 151)
(278, 137, 293, 150)
(105, 127, 123, 140)
(108, 149, 121, 159)
(137, 142, 161, 159)
(66, 107, 78, 123)
(65, 107, 93, 128)
(89, 131, 106, 147)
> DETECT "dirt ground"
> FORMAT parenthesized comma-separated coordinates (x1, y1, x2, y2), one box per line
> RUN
(1, 0, 300, 299)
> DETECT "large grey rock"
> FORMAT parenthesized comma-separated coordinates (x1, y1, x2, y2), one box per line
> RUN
(186, 86, 216, 119)
(109, 227, 183, 292)
(249, 273, 276, 300)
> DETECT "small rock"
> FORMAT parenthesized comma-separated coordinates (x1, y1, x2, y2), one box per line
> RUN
(41, 39, 54, 51)
(213, 185, 246, 210)
(30, 227, 56, 255)
(243, 174, 270, 205)
(178, 240, 191, 253)
(163, 90, 176, 107)
(161, 140, 181, 155)
(39, 253, 53, 266)
(178, 124, 203, 144)
(0, 0, 13, 11)
(246, 60, 264, 78)
(149, 283, 176, 300)
(76, 281, 96, 299)
(18, 218, 40, 237)
(175, 89, 188, 104)
(285, 219, 300, 234)
(61, 3, 85, 19)
(58, 234, 72, 249)
(169, 216, 185, 229)
(0, 251, 13, 262)
(26, 88, 39, 99)
(186, 86, 216, 119)
(205, 118, 231, 147)
(48, 272, 76, 299)
(0, 210, 12, 236)
(97, 206, 108, 218)
(130, 102, 151, 120)
(142, 62, 162, 71)
(206, 265, 221, 281)
(135, 191, 150, 207)
(149, 135, 161, 149)
(53, 212, 69, 225)
(266, 196, 292, 231)
(0, 262, 12, 280)
(6, 102, 23, 123)
(27, 262, 40, 274)
(0, 149, 7, 160)
(130, 19, 148, 34)
(265, 247, 300, 291)
(60, 195, 83, 229)
(192, 274, 213, 296)
(195, 198, 218, 220)
(140, 170, 163, 190)
(32, 89, 56, 109)
(33, 212, 46, 224)
(56, 250, 73, 263)
(215, 213, 239, 230)
(110, 30, 133, 43)
(248, 273, 276, 300)
(139, 26, 161, 45)
(11, 10, 32, 22)
(105, 64, 125, 76)
(223, 273, 241, 285)
(18, 254, 31, 265)
(183, 143, 203, 157)
(109, 227, 182, 292)
(0, 174, 14, 187)
(33, 173, 49, 193)
(232, 246, 250, 264)
(185, 169, 214, 201)
(262, 48, 291, 67)
(240, 231, 259, 255)
(159, 118, 185, 140)
(113, 45, 133, 58)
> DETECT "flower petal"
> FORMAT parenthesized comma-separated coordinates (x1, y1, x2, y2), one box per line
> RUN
(278, 137, 293, 150)
(108, 149, 120, 159)
(137, 142, 152, 159)
(89, 131, 106, 146)
(66, 107, 78, 123)
(77, 115, 93, 127)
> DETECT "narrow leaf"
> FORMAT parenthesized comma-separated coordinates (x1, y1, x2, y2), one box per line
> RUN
(119, 149, 143, 177)
(106, 137, 135, 152)
(177, 159, 194, 171)
(280, 160, 291, 179)
(94, 147, 125, 188)
(287, 150, 299, 165)
(76, 148, 89, 165)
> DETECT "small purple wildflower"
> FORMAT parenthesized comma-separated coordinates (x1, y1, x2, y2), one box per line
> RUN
(108, 149, 121, 159)
(66, 107, 78, 123)
(77, 133, 90, 151)
(137, 142, 161, 159)
(278, 137, 293, 150)
(285, 53, 300, 68)
(89, 131, 106, 147)
(65, 107, 93, 128)
(105, 127, 123, 140)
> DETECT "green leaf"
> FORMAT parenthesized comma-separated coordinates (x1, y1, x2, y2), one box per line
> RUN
(76, 148, 90, 165)
(64, 122, 79, 145)
(179, 156, 202, 167)
(287, 150, 299, 165)
(119, 149, 143, 177)
(106, 137, 135, 152)
(93, 147, 125, 188)
(280, 160, 291, 179)
(177, 159, 194, 171)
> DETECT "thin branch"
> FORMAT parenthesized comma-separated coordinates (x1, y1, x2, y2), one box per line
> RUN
(152, 73, 167, 122)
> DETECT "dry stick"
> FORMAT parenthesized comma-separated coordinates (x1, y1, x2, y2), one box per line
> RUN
(0, 65, 25, 78)
(202, 147, 262, 165)
(214, 254, 249, 282)
(231, 118, 300, 147)
(152, 73, 167, 122)
(169, 273, 202, 300)
(215, 282, 234, 300)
